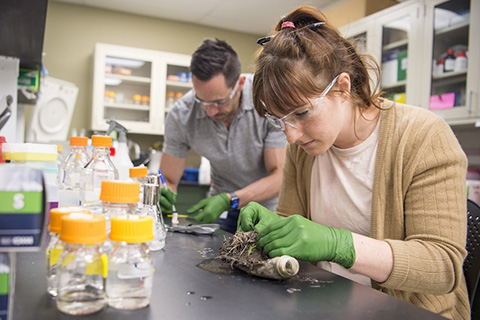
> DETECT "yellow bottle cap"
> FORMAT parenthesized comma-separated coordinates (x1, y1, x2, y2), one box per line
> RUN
(100, 180, 140, 203)
(60, 214, 107, 245)
(57, 145, 63, 153)
(129, 166, 148, 178)
(70, 136, 88, 146)
(110, 215, 154, 243)
(91, 135, 112, 147)
(49, 207, 91, 233)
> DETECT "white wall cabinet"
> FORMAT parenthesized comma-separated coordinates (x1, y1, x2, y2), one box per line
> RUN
(420, 0, 479, 124)
(92, 43, 191, 135)
(340, 0, 479, 125)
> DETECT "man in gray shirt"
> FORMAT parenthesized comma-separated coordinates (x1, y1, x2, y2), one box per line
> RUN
(159, 38, 286, 233)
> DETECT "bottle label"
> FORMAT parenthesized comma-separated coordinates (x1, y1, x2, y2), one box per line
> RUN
(444, 59, 455, 72)
(61, 253, 75, 267)
(86, 255, 107, 277)
(117, 261, 152, 279)
(49, 246, 64, 267)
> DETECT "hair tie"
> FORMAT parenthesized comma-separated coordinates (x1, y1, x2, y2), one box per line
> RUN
(281, 21, 295, 29)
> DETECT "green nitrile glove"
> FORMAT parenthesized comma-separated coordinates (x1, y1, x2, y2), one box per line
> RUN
(237, 202, 281, 232)
(257, 214, 356, 269)
(186, 193, 229, 223)
(159, 187, 177, 214)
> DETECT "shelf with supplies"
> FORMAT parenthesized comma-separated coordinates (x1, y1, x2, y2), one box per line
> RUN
(340, 0, 480, 124)
(105, 74, 151, 84)
(166, 80, 192, 88)
(92, 43, 191, 135)
(104, 102, 150, 111)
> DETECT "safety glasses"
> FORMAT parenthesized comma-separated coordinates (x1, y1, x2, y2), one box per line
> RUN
(194, 79, 240, 109)
(263, 75, 339, 131)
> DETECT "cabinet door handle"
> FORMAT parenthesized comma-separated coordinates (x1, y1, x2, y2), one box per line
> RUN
(466, 90, 472, 114)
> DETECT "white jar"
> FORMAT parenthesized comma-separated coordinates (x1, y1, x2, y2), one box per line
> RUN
(454, 51, 468, 72)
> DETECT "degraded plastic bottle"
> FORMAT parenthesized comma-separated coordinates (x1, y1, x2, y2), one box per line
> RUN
(46, 206, 91, 297)
(56, 213, 107, 315)
(62, 137, 90, 191)
(80, 135, 118, 213)
(141, 175, 166, 251)
(107, 215, 154, 310)
(99, 180, 139, 237)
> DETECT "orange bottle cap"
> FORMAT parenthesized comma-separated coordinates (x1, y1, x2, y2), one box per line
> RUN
(60, 214, 107, 245)
(110, 215, 154, 243)
(91, 135, 112, 147)
(49, 207, 91, 233)
(100, 180, 140, 203)
(129, 166, 148, 178)
(70, 136, 88, 146)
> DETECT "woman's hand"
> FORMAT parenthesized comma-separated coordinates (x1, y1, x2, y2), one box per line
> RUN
(257, 214, 356, 268)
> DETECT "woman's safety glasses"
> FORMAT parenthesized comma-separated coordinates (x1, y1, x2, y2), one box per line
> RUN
(263, 75, 339, 131)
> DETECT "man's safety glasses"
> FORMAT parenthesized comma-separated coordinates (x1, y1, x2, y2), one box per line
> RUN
(194, 79, 240, 109)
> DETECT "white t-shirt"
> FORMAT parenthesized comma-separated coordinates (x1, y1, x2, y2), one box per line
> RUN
(310, 118, 380, 286)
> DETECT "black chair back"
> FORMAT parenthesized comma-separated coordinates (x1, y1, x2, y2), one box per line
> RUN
(465, 199, 480, 317)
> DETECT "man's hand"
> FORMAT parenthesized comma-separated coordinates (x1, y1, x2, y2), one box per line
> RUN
(186, 193, 230, 223)
(159, 187, 177, 214)
(237, 202, 280, 232)
(257, 215, 356, 268)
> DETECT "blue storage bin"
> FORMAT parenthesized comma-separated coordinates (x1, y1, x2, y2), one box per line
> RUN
(181, 167, 199, 183)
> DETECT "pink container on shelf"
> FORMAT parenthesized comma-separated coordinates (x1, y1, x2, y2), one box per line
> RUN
(430, 92, 455, 110)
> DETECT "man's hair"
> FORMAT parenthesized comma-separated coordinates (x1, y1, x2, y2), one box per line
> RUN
(190, 38, 241, 88)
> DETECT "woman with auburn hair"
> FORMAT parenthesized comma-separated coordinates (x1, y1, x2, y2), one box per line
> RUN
(238, 6, 470, 319)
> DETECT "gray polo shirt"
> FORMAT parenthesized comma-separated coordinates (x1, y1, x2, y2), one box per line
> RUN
(163, 74, 286, 211)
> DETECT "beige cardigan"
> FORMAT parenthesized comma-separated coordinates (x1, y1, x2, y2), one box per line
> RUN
(276, 100, 470, 319)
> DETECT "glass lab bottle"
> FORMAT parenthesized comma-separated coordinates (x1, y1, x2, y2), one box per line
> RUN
(63, 136, 90, 191)
(56, 213, 107, 316)
(46, 206, 91, 297)
(129, 166, 149, 213)
(107, 215, 154, 310)
(99, 180, 140, 238)
(80, 135, 118, 213)
(141, 175, 166, 251)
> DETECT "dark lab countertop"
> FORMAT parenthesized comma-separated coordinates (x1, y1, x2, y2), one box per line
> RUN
(13, 219, 446, 320)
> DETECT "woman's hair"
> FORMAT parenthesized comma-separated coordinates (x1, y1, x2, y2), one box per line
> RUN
(253, 6, 382, 117)
(190, 38, 241, 88)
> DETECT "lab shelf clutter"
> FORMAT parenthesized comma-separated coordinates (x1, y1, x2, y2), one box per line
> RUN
(339, 0, 479, 125)
(92, 43, 192, 135)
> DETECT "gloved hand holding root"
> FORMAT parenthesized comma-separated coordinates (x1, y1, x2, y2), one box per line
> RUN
(186, 193, 229, 224)
(238, 202, 356, 269)
(237, 202, 281, 232)
(159, 187, 177, 214)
